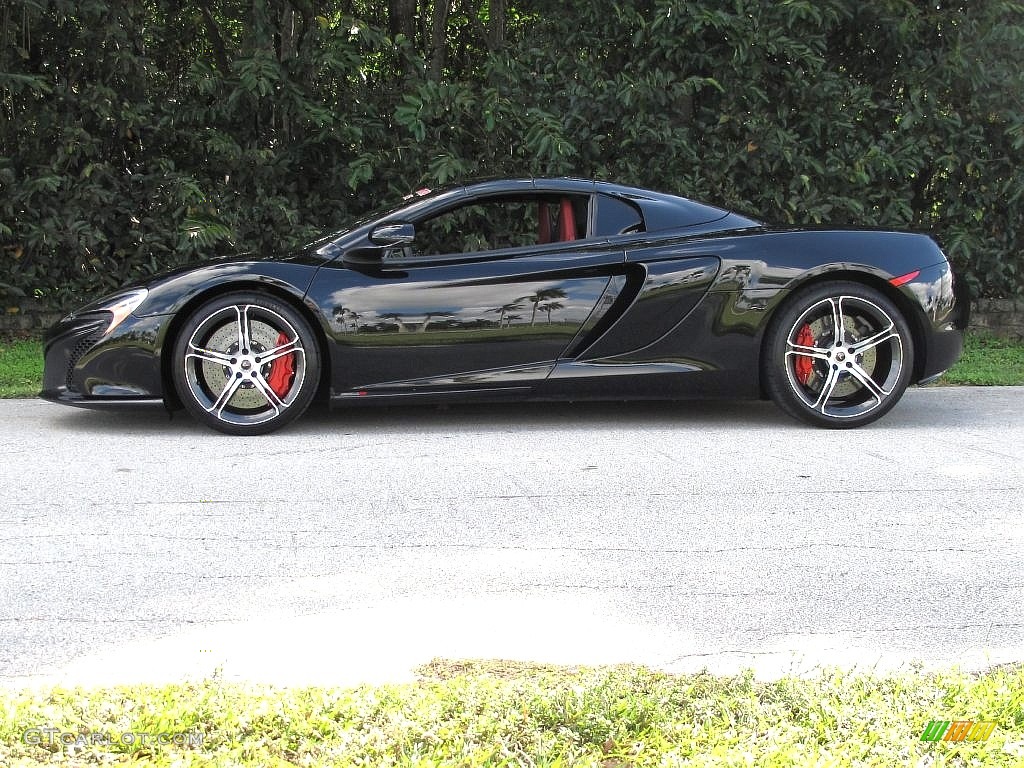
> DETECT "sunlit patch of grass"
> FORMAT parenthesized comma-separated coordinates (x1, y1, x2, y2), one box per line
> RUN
(0, 662, 1021, 766)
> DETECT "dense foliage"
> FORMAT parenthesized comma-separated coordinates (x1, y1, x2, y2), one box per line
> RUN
(1, 0, 1022, 307)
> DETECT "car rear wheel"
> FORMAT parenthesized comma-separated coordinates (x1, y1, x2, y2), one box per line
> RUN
(763, 281, 914, 428)
(172, 292, 320, 435)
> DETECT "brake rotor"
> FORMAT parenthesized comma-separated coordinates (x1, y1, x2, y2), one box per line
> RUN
(200, 319, 282, 410)
(797, 314, 877, 399)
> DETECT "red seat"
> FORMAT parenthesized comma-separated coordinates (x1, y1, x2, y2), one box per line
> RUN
(558, 198, 577, 241)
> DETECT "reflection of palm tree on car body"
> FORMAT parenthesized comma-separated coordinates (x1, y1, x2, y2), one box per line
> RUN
(524, 288, 568, 325)
(487, 301, 523, 328)
(333, 308, 360, 332)
(536, 301, 564, 323)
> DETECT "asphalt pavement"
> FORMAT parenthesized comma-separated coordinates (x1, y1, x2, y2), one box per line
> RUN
(0, 387, 1021, 688)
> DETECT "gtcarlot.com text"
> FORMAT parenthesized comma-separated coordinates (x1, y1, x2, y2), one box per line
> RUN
(23, 727, 203, 748)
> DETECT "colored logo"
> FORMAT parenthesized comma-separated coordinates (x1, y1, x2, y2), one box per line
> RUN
(920, 720, 996, 742)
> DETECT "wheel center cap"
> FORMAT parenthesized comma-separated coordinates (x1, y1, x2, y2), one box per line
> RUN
(241, 360, 252, 370)
(836, 352, 846, 362)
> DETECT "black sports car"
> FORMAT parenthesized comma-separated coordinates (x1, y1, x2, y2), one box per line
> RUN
(42, 178, 967, 434)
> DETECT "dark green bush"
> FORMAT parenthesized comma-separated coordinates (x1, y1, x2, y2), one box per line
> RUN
(1, 0, 1021, 308)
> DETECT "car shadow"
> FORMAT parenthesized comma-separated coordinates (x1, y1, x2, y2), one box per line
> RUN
(300, 398, 795, 434)
(50, 397, 796, 436)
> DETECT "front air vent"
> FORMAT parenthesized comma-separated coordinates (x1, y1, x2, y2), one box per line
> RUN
(65, 329, 104, 392)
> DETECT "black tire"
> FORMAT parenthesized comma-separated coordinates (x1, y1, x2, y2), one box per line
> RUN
(172, 292, 321, 435)
(763, 281, 914, 428)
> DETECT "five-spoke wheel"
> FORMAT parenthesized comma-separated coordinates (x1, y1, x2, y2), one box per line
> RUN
(764, 281, 914, 428)
(172, 293, 320, 435)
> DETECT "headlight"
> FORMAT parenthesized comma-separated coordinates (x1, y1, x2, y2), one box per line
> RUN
(92, 289, 149, 335)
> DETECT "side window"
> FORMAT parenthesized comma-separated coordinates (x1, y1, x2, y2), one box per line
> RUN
(592, 194, 644, 237)
(414, 194, 589, 256)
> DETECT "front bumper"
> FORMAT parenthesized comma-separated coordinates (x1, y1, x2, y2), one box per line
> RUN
(41, 312, 167, 407)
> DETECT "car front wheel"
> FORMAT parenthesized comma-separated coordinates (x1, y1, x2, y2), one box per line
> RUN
(763, 281, 914, 428)
(172, 292, 320, 435)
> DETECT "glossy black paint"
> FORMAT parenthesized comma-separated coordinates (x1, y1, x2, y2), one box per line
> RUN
(41, 178, 965, 415)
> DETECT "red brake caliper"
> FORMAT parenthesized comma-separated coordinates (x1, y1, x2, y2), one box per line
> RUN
(266, 332, 295, 398)
(794, 324, 815, 385)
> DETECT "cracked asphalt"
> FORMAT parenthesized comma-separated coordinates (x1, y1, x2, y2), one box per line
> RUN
(1, 387, 1022, 688)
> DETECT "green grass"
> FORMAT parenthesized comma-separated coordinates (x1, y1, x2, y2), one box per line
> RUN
(940, 333, 1024, 386)
(0, 332, 1021, 399)
(0, 339, 42, 398)
(0, 662, 1021, 766)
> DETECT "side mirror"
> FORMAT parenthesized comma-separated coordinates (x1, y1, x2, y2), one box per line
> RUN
(369, 222, 415, 246)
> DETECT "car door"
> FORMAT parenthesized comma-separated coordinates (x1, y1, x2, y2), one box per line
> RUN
(307, 191, 625, 397)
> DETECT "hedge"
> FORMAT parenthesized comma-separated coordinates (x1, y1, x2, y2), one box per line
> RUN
(1, 0, 1021, 308)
